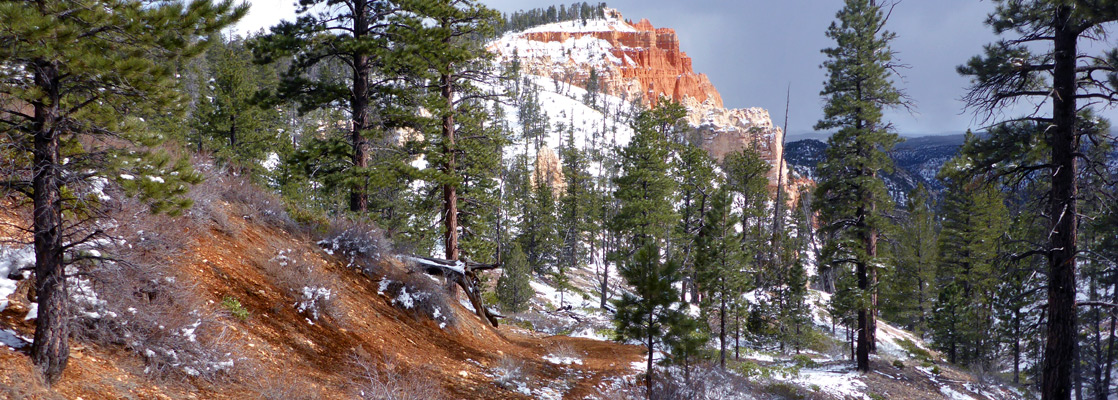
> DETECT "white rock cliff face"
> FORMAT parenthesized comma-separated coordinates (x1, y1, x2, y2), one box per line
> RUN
(490, 9, 789, 185)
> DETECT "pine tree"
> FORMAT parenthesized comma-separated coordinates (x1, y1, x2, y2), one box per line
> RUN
(0, 0, 245, 383)
(611, 99, 692, 393)
(611, 98, 683, 252)
(674, 142, 716, 305)
(406, 0, 502, 263)
(520, 178, 559, 275)
(191, 34, 285, 177)
(695, 186, 741, 367)
(931, 155, 1008, 365)
(882, 183, 938, 336)
(957, 3, 1118, 398)
(251, 0, 406, 213)
(814, 0, 906, 372)
(721, 147, 770, 272)
(557, 132, 590, 307)
(613, 244, 693, 394)
(497, 243, 533, 313)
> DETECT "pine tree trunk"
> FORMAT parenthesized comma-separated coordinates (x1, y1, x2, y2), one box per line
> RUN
(1042, 9, 1078, 400)
(349, 6, 370, 213)
(856, 203, 872, 372)
(1101, 277, 1118, 400)
(30, 60, 69, 385)
(1015, 309, 1021, 385)
(719, 280, 726, 368)
(646, 298, 654, 397)
(441, 71, 459, 262)
(229, 114, 237, 148)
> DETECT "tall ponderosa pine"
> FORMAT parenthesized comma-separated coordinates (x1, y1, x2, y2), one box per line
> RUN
(407, 0, 503, 263)
(252, 0, 405, 213)
(957, 4, 1118, 397)
(0, 0, 245, 383)
(520, 177, 559, 275)
(558, 132, 591, 306)
(722, 147, 770, 277)
(611, 98, 684, 251)
(674, 141, 716, 305)
(814, 0, 906, 372)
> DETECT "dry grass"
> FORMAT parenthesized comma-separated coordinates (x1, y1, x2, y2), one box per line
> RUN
(68, 195, 244, 382)
(492, 355, 530, 389)
(349, 353, 449, 400)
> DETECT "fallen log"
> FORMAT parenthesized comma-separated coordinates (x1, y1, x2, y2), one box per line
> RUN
(400, 255, 500, 327)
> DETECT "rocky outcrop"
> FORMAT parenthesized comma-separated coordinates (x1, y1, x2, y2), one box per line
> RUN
(496, 14, 722, 107)
(531, 146, 566, 197)
(491, 9, 791, 190)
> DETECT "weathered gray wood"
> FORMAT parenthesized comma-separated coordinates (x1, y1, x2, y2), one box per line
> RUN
(401, 255, 500, 327)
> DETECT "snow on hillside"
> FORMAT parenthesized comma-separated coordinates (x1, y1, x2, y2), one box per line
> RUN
(489, 74, 634, 155)
(490, 15, 639, 74)
(518, 16, 637, 35)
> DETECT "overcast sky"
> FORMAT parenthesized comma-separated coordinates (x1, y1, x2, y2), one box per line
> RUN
(231, 0, 1103, 138)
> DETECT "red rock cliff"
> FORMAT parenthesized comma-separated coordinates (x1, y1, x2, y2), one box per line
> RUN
(504, 17, 723, 107)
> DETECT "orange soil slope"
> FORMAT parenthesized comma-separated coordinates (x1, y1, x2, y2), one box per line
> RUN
(0, 198, 642, 399)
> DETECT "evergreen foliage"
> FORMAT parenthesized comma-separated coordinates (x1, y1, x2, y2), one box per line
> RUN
(191, 35, 285, 177)
(496, 2, 609, 36)
(957, 3, 1118, 397)
(611, 99, 696, 392)
(814, 0, 906, 372)
(882, 183, 938, 336)
(695, 186, 741, 367)
(497, 243, 534, 313)
(0, 0, 245, 383)
(521, 178, 559, 275)
(674, 141, 717, 305)
(930, 157, 1009, 366)
(557, 132, 592, 306)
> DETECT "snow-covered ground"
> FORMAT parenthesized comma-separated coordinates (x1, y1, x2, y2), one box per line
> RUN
(0, 245, 33, 312)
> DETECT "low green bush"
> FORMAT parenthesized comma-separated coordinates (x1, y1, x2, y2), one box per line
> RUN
(221, 296, 250, 320)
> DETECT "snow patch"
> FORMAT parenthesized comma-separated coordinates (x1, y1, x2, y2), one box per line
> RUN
(0, 245, 33, 312)
(0, 329, 29, 349)
(543, 354, 583, 365)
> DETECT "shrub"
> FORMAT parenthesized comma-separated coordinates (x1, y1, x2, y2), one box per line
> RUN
(221, 296, 250, 321)
(68, 197, 244, 381)
(492, 356, 529, 389)
(263, 248, 338, 322)
(351, 353, 448, 400)
(318, 219, 392, 276)
(791, 354, 817, 369)
(765, 382, 805, 400)
(897, 338, 934, 362)
(893, 359, 905, 369)
(931, 365, 942, 375)
(378, 271, 456, 328)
